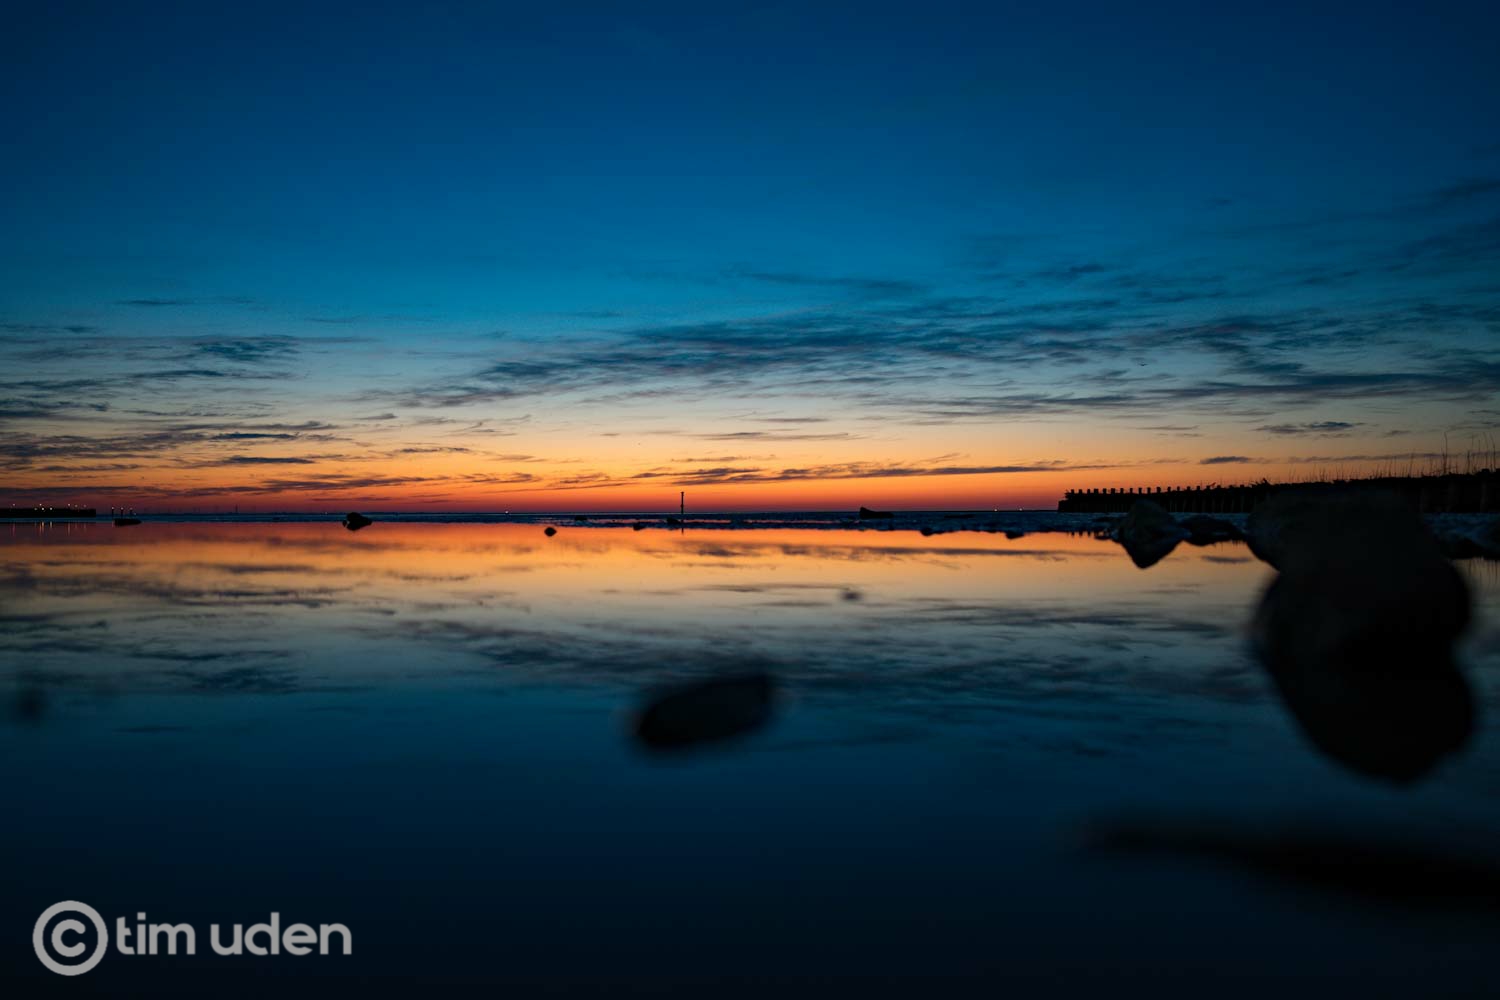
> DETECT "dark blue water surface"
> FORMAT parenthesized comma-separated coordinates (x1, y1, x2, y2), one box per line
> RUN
(3, 520, 1499, 996)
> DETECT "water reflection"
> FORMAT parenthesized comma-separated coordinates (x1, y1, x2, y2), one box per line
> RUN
(4, 519, 1500, 990)
(1, 521, 1268, 711)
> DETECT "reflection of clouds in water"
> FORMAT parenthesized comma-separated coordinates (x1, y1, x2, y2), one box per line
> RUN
(350, 593, 1264, 714)
(0, 524, 1281, 724)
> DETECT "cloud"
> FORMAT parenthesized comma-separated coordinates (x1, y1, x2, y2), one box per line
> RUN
(725, 267, 927, 298)
(748, 416, 830, 424)
(210, 432, 298, 441)
(1, 322, 100, 334)
(1199, 455, 1251, 465)
(214, 456, 319, 465)
(193, 337, 300, 363)
(1033, 262, 1109, 282)
(1428, 177, 1500, 207)
(691, 431, 860, 442)
(630, 459, 1125, 486)
(367, 281, 1500, 429)
(1256, 421, 1361, 436)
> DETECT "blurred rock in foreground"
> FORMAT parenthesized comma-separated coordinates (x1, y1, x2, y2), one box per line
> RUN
(1250, 492, 1474, 782)
(634, 673, 776, 751)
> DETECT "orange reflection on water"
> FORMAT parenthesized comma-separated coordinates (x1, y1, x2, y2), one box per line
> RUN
(1, 521, 1272, 700)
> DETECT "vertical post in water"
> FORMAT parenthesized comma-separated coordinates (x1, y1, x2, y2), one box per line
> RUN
(680, 491, 685, 517)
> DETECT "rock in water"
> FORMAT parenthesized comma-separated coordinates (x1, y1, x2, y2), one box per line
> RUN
(858, 506, 893, 520)
(1250, 492, 1474, 782)
(1179, 514, 1242, 546)
(1113, 500, 1188, 568)
(634, 673, 775, 750)
(544, 526, 557, 537)
(113, 517, 142, 526)
(1433, 516, 1500, 560)
(343, 511, 373, 531)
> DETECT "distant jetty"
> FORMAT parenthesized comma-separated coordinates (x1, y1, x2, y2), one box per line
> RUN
(1058, 471, 1499, 514)
(0, 506, 98, 519)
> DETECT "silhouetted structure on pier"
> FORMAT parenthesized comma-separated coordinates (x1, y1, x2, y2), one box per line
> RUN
(1058, 471, 1499, 514)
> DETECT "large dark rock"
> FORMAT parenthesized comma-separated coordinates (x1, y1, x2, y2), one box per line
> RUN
(342, 511, 373, 531)
(1250, 492, 1474, 782)
(858, 506, 894, 520)
(1113, 500, 1188, 568)
(634, 673, 775, 751)
(543, 526, 557, 537)
(113, 517, 142, 527)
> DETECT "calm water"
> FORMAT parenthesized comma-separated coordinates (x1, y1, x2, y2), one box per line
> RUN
(4, 521, 1500, 995)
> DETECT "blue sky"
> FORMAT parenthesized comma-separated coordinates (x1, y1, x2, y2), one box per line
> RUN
(3, 2, 1498, 509)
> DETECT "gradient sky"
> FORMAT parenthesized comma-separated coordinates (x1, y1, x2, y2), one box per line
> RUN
(3, 1, 1498, 511)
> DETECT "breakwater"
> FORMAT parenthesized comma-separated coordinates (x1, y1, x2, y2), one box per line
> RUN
(0, 506, 98, 519)
(1057, 472, 1499, 514)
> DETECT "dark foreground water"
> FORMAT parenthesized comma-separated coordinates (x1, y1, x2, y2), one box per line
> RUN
(3, 520, 1499, 996)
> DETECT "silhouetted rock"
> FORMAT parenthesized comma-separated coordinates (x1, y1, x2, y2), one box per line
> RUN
(574, 515, 589, 522)
(858, 506, 893, 520)
(634, 673, 775, 750)
(1179, 514, 1242, 546)
(113, 517, 141, 526)
(1113, 500, 1188, 568)
(665, 517, 682, 526)
(543, 526, 557, 537)
(1250, 493, 1474, 782)
(342, 512, 372, 531)
(632, 522, 647, 531)
(1005, 530, 1026, 540)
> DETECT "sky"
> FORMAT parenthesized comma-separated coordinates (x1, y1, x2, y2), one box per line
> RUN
(3, 1, 1498, 512)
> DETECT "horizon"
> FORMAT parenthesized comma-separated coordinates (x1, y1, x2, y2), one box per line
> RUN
(4, 4, 1498, 512)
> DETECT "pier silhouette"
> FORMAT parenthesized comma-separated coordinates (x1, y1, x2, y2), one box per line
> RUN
(1059, 471, 1498, 514)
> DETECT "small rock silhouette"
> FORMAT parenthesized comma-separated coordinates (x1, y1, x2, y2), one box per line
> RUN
(544, 526, 557, 537)
(1113, 500, 1188, 568)
(858, 506, 894, 520)
(342, 511, 373, 531)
